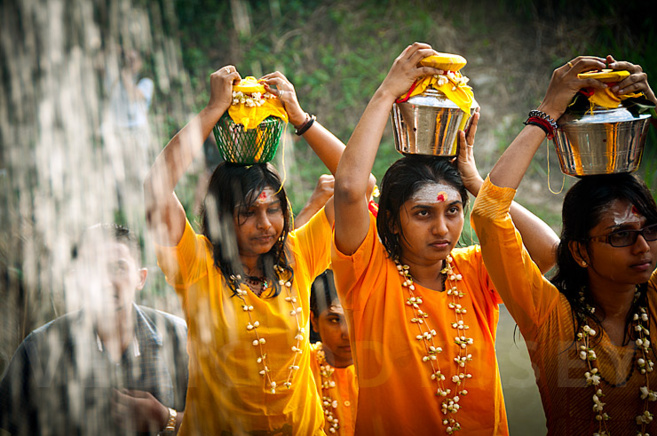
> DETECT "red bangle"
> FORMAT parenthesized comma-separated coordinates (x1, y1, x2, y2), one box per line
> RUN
(524, 116, 555, 140)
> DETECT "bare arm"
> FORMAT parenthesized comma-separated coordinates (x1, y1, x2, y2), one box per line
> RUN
(260, 72, 357, 225)
(144, 66, 238, 246)
(295, 174, 334, 228)
(334, 43, 443, 255)
(484, 56, 655, 270)
(490, 53, 657, 189)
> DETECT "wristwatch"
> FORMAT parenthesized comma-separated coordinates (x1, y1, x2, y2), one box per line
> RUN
(159, 407, 177, 435)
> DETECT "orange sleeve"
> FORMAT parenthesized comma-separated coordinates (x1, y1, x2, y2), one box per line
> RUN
(154, 219, 211, 293)
(471, 177, 560, 337)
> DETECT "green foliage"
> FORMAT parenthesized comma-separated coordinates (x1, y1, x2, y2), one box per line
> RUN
(170, 0, 656, 217)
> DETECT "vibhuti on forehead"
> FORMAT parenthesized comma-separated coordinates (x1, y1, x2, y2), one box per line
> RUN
(410, 182, 461, 204)
(238, 187, 278, 209)
(608, 201, 644, 228)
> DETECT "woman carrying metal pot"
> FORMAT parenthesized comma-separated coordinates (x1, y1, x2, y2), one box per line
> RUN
(471, 56, 657, 435)
(144, 67, 353, 435)
(331, 42, 559, 435)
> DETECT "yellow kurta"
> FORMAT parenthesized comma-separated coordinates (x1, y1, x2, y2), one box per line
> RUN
(155, 209, 332, 435)
(472, 177, 657, 435)
(331, 213, 508, 435)
(309, 342, 358, 436)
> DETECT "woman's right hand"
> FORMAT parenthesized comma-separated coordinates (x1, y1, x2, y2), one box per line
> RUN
(537, 56, 607, 121)
(207, 65, 241, 113)
(378, 42, 444, 101)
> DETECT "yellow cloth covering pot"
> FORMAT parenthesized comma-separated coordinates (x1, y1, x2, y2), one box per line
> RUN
(228, 76, 288, 130)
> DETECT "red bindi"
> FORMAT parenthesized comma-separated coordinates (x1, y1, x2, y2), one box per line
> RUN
(631, 205, 640, 216)
(436, 191, 447, 202)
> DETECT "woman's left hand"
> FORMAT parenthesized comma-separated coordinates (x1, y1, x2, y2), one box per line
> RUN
(259, 72, 307, 126)
(456, 110, 484, 197)
(606, 55, 657, 105)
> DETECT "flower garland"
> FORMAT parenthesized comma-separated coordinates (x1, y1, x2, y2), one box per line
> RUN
(576, 287, 656, 435)
(230, 268, 305, 394)
(316, 345, 341, 434)
(232, 90, 276, 108)
(395, 254, 472, 435)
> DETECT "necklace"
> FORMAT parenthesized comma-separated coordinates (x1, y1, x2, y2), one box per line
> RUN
(230, 268, 304, 394)
(244, 274, 268, 296)
(395, 254, 472, 435)
(316, 344, 341, 434)
(576, 287, 656, 435)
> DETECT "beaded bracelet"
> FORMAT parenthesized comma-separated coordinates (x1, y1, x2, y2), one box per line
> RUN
(524, 119, 550, 137)
(525, 110, 558, 140)
(294, 113, 316, 136)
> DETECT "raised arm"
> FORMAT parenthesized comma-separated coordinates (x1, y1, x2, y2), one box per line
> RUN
(144, 66, 239, 246)
(260, 72, 359, 225)
(295, 174, 334, 229)
(457, 112, 559, 273)
(488, 56, 608, 190)
(334, 43, 442, 255)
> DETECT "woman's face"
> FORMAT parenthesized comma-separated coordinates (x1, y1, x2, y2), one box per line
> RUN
(582, 199, 657, 288)
(233, 187, 285, 258)
(396, 182, 464, 266)
(310, 302, 352, 368)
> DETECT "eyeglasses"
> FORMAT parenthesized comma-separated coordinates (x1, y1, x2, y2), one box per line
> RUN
(588, 223, 657, 247)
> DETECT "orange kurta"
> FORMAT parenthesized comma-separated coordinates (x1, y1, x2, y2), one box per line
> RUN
(331, 212, 508, 435)
(155, 209, 332, 435)
(309, 342, 358, 436)
(472, 177, 657, 435)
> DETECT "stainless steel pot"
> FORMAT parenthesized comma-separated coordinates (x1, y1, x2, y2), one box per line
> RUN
(553, 106, 651, 176)
(391, 88, 476, 157)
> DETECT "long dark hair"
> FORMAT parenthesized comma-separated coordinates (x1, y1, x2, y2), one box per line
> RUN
(200, 162, 293, 297)
(551, 173, 657, 344)
(377, 155, 468, 261)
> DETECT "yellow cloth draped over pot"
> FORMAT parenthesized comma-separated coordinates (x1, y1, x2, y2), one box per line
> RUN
(577, 69, 644, 110)
(228, 76, 289, 130)
(403, 72, 475, 115)
(397, 54, 475, 135)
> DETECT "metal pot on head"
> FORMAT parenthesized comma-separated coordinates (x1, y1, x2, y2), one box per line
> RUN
(392, 88, 477, 157)
(553, 106, 651, 176)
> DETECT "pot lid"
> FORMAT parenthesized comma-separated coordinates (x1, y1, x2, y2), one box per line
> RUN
(420, 53, 467, 72)
(233, 76, 265, 94)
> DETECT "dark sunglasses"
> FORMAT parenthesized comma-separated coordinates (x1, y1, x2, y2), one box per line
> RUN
(588, 223, 657, 247)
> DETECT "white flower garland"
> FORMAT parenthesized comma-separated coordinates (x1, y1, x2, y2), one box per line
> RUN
(395, 254, 472, 434)
(232, 90, 276, 108)
(316, 345, 341, 434)
(577, 288, 656, 435)
(231, 271, 304, 394)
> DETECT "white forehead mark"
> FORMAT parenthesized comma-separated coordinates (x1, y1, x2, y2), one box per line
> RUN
(609, 202, 643, 227)
(410, 183, 461, 204)
(327, 304, 344, 315)
(254, 187, 276, 205)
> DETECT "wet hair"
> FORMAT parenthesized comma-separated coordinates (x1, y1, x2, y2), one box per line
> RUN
(200, 162, 293, 297)
(310, 270, 339, 318)
(377, 155, 468, 261)
(551, 173, 657, 344)
(74, 223, 141, 266)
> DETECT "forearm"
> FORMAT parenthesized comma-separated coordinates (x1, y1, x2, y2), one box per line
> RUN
(145, 105, 223, 201)
(298, 121, 345, 175)
(488, 125, 547, 190)
(336, 87, 396, 199)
